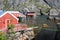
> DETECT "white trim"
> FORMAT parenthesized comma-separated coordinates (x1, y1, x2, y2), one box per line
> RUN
(0, 11, 19, 20)
(8, 13, 19, 20)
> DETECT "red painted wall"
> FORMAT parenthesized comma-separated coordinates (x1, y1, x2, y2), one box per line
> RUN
(0, 13, 18, 31)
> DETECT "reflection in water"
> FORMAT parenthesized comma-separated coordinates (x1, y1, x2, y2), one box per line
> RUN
(32, 15, 60, 40)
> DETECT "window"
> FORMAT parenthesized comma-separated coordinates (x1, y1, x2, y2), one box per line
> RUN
(17, 17, 22, 23)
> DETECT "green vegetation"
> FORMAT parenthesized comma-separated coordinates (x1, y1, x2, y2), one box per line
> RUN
(0, 32, 6, 40)
(3, 0, 10, 10)
(7, 23, 15, 34)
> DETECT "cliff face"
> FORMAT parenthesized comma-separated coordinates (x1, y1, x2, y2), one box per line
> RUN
(0, 0, 60, 13)
(0, 0, 49, 10)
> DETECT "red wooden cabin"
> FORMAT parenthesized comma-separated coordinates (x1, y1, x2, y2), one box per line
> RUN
(0, 10, 27, 32)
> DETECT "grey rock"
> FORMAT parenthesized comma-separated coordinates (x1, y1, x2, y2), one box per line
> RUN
(43, 0, 60, 9)
(49, 8, 59, 16)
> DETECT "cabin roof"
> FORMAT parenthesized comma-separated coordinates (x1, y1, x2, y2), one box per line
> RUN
(6, 11, 20, 13)
(0, 10, 20, 20)
(0, 10, 20, 16)
(27, 12, 35, 13)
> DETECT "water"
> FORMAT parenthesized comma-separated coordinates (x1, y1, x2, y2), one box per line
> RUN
(32, 15, 60, 40)
(36, 15, 58, 33)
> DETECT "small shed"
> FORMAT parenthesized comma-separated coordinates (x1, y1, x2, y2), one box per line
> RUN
(26, 12, 36, 20)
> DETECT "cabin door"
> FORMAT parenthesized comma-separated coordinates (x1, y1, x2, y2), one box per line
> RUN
(5, 19, 10, 28)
